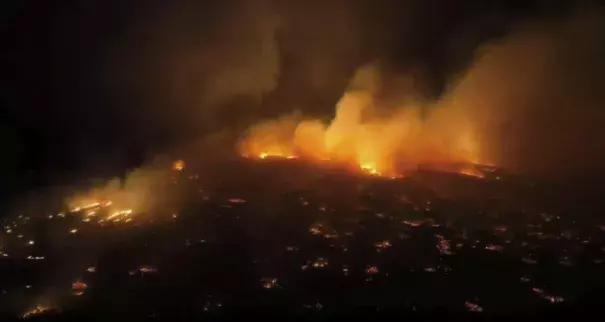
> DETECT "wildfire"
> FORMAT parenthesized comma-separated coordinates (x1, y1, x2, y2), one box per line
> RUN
(22, 305, 54, 319)
(360, 163, 380, 176)
(258, 152, 296, 160)
(69, 197, 136, 224)
(237, 65, 491, 178)
(104, 209, 133, 222)
(458, 166, 485, 178)
(69, 200, 112, 213)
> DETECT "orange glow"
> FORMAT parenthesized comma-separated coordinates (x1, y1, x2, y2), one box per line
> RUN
(68, 197, 136, 224)
(22, 305, 53, 318)
(105, 209, 133, 223)
(458, 166, 485, 178)
(237, 65, 491, 178)
(258, 152, 296, 160)
(360, 163, 380, 176)
(173, 160, 185, 171)
(72, 280, 88, 296)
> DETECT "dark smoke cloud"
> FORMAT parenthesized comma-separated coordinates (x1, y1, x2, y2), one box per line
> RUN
(478, 8, 605, 174)
(100, 0, 605, 175)
(3, 0, 605, 188)
(103, 0, 281, 140)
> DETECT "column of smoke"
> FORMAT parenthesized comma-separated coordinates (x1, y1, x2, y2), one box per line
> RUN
(65, 0, 283, 211)
(64, 159, 172, 214)
(240, 7, 605, 176)
(58, 4, 605, 213)
(63, 4, 605, 208)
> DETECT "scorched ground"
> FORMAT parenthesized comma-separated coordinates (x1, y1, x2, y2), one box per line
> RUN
(1, 157, 604, 320)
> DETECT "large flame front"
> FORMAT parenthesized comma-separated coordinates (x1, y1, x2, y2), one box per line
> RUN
(238, 65, 487, 177)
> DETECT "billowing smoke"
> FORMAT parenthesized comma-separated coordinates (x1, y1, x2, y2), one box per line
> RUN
(239, 6, 605, 176)
(65, 159, 173, 216)
(107, 0, 283, 140)
(448, 7, 605, 174)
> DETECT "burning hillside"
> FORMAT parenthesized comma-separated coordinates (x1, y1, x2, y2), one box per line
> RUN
(1, 153, 605, 320)
(2, 1, 605, 320)
(238, 64, 486, 178)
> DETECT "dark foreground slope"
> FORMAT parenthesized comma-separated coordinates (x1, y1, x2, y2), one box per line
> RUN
(1, 158, 605, 321)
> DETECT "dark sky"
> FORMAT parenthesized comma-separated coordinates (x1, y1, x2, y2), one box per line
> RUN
(0, 0, 603, 196)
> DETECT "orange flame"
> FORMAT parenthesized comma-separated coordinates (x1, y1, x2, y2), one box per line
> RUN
(238, 66, 489, 178)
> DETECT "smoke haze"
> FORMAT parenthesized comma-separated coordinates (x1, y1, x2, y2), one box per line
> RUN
(3, 0, 605, 189)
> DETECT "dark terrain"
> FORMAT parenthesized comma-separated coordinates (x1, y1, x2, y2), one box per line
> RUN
(1, 157, 605, 321)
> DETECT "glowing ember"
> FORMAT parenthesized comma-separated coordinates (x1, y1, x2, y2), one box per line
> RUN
(139, 266, 158, 274)
(365, 266, 379, 275)
(403, 220, 428, 227)
(532, 288, 564, 303)
(72, 280, 88, 296)
(69, 200, 111, 213)
(105, 209, 133, 223)
(311, 258, 329, 268)
(458, 167, 485, 178)
(493, 225, 508, 232)
(435, 234, 452, 255)
(22, 305, 53, 319)
(309, 223, 324, 236)
(360, 163, 380, 176)
(465, 301, 483, 312)
(258, 152, 296, 160)
(173, 160, 185, 171)
(374, 240, 392, 250)
(485, 244, 504, 252)
(261, 278, 279, 289)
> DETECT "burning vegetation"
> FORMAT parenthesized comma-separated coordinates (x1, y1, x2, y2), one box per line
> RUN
(238, 64, 487, 178)
(2, 1, 605, 320)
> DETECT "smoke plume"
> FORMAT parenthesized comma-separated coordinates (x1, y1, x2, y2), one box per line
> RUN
(239, 6, 605, 176)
